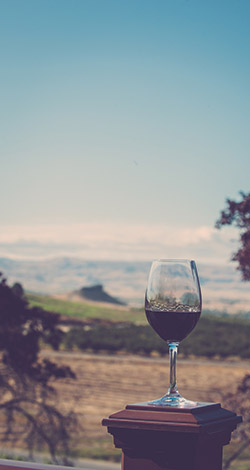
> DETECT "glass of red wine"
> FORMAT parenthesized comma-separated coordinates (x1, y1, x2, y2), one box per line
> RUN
(145, 259, 202, 407)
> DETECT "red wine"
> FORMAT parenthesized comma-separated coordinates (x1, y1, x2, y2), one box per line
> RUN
(145, 309, 201, 342)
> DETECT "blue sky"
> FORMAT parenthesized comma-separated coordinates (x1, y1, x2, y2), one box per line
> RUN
(0, 0, 250, 262)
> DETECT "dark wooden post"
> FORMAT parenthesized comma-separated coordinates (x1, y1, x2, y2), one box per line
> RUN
(102, 402, 241, 470)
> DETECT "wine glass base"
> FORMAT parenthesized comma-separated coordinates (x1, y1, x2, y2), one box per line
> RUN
(148, 394, 198, 408)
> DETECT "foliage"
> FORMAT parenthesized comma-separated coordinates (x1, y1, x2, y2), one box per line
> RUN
(0, 273, 77, 462)
(62, 315, 250, 359)
(182, 315, 250, 359)
(63, 323, 168, 355)
(216, 191, 250, 280)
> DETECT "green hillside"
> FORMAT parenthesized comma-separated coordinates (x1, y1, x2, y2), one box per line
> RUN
(26, 292, 146, 323)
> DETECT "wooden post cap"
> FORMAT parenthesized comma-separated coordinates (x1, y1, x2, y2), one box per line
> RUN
(102, 402, 242, 470)
(103, 401, 241, 435)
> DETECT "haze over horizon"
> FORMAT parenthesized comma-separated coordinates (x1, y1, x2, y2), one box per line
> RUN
(0, 221, 240, 265)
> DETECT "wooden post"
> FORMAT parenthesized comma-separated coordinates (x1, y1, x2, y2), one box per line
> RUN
(102, 402, 241, 470)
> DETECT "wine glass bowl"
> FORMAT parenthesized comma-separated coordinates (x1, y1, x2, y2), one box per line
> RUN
(145, 259, 202, 407)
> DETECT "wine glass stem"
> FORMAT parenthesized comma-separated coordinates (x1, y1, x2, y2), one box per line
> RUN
(168, 342, 179, 396)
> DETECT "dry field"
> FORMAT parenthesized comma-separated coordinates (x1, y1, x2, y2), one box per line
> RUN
(39, 350, 250, 459)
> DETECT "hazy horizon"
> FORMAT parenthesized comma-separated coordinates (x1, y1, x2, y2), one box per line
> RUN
(1, 254, 250, 314)
(0, 221, 239, 266)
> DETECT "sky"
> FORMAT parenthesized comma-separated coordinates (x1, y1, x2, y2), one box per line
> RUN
(0, 0, 250, 263)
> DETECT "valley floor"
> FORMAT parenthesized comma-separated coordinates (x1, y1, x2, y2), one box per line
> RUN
(43, 351, 249, 448)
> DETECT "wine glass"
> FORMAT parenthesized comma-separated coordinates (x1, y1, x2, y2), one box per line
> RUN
(145, 259, 202, 407)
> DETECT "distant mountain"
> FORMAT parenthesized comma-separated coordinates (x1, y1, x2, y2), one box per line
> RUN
(0, 256, 250, 313)
(72, 284, 126, 305)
